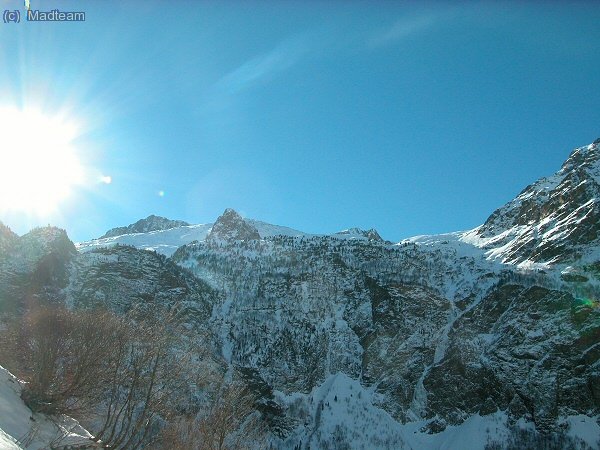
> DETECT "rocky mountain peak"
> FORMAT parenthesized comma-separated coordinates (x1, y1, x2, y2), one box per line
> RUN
(364, 228, 383, 242)
(206, 208, 260, 242)
(473, 139, 600, 263)
(100, 215, 190, 239)
(335, 227, 384, 242)
(558, 140, 600, 179)
(20, 226, 77, 255)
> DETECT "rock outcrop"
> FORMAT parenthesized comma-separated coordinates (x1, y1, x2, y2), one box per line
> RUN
(206, 208, 260, 243)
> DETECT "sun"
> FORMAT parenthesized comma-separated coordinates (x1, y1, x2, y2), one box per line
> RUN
(0, 107, 84, 215)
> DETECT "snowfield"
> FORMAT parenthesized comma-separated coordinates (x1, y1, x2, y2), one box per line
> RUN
(0, 366, 93, 450)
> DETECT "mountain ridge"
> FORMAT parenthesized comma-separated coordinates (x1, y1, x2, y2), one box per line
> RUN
(100, 214, 190, 239)
(78, 140, 600, 268)
(1, 138, 599, 449)
(464, 140, 600, 266)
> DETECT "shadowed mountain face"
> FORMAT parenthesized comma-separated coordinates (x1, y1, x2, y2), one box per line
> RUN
(69, 245, 217, 325)
(0, 222, 18, 256)
(0, 226, 217, 325)
(425, 284, 599, 429)
(1, 140, 599, 448)
(0, 226, 77, 313)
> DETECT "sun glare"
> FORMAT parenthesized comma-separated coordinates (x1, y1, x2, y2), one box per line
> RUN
(0, 107, 84, 215)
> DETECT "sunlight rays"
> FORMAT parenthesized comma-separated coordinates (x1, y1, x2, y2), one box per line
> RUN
(0, 106, 84, 215)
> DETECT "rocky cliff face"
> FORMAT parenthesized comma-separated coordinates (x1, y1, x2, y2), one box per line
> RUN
(470, 140, 600, 265)
(0, 227, 217, 331)
(68, 246, 217, 327)
(206, 208, 260, 243)
(425, 284, 599, 430)
(170, 227, 598, 438)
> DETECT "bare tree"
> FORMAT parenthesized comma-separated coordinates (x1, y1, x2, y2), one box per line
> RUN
(0, 303, 263, 450)
(90, 311, 195, 450)
(0, 304, 188, 449)
(8, 305, 121, 416)
(158, 377, 265, 450)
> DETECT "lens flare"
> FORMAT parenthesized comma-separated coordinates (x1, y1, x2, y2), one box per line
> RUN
(573, 296, 599, 310)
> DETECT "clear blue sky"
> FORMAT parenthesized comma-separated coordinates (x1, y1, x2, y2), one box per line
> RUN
(1, 1, 599, 242)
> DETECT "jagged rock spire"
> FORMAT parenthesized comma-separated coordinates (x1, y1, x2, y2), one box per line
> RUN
(206, 208, 260, 242)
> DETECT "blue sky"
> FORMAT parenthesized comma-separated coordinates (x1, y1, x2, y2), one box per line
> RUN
(1, 1, 599, 242)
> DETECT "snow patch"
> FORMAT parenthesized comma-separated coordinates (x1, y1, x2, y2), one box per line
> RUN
(0, 366, 93, 449)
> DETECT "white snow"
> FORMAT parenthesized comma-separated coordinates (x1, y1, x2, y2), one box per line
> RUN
(248, 220, 310, 238)
(77, 220, 311, 257)
(76, 223, 214, 256)
(275, 373, 600, 450)
(0, 366, 93, 450)
(76, 213, 393, 257)
(275, 373, 408, 449)
(563, 415, 600, 449)
(0, 428, 20, 450)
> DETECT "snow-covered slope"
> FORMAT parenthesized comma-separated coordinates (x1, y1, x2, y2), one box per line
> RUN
(77, 213, 314, 256)
(100, 215, 190, 239)
(248, 219, 310, 239)
(77, 223, 213, 257)
(461, 139, 600, 266)
(0, 366, 93, 450)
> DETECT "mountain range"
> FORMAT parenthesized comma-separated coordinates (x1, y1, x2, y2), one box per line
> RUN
(1, 139, 599, 449)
